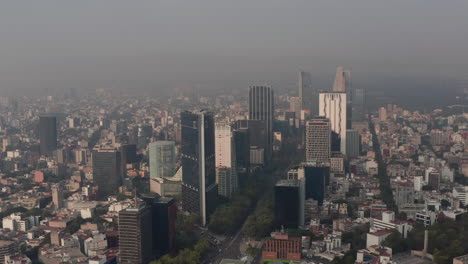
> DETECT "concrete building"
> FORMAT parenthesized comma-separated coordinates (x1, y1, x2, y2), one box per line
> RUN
(454, 254, 468, 264)
(454, 186, 468, 205)
(366, 230, 393, 248)
(215, 122, 238, 198)
(262, 232, 301, 262)
(0, 241, 17, 264)
(319, 92, 347, 154)
(370, 211, 411, 238)
(118, 203, 153, 264)
(51, 184, 64, 210)
(305, 118, 331, 163)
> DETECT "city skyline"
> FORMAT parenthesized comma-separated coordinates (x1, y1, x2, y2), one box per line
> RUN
(0, 2, 467, 264)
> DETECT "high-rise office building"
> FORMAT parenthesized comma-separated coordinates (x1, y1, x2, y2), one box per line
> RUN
(181, 110, 218, 226)
(92, 147, 123, 199)
(39, 115, 57, 155)
(118, 202, 153, 264)
(275, 180, 301, 229)
(305, 118, 331, 163)
(149, 141, 176, 179)
(51, 184, 64, 209)
(332, 67, 352, 128)
(215, 122, 238, 198)
(351, 88, 366, 122)
(346, 129, 360, 158)
(299, 71, 310, 102)
(299, 71, 317, 114)
(319, 92, 347, 154)
(289, 97, 302, 125)
(302, 164, 330, 206)
(121, 144, 137, 165)
(332, 66, 351, 93)
(233, 129, 250, 171)
(249, 85, 274, 162)
(235, 119, 268, 166)
(141, 195, 177, 258)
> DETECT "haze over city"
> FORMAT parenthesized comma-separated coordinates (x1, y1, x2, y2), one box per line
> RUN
(1, 1, 468, 100)
(1, 2, 468, 264)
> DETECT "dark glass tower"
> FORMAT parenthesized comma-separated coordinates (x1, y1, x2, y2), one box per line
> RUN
(303, 165, 330, 205)
(233, 129, 250, 170)
(142, 195, 177, 257)
(351, 88, 366, 122)
(249, 86, 274, 162)
(181, 110, 217, 226)
(92, 147, 123, 199)
(275, 180, 300, 229)
(39, 115, 57, 155)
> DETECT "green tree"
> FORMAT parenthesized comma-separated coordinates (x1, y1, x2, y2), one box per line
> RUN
(382, 231, 407, 254)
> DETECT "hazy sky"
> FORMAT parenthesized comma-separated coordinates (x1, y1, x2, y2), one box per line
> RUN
(1, 1, 468, 95)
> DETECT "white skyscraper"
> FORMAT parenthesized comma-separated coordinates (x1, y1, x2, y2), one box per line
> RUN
(319, 92, 347, 154)
(215, 122, 238, 198)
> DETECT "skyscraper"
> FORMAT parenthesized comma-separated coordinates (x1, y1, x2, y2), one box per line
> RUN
(275, 180, 301, 229)
(92, 146, 123, 199)
(215, 122, 238, 198)
(299, 71, 317, 114)
(39, 115, 57, 155)
(149, 141, 176, 179)
(305, 118, 331, 163)
(299, 71, 310, 101)
(249, 85, 274, 162)
(141, 195, 177, 258)
(319, 92, 347, 154)
(234, 119, 268, 166)
(233, 129, 250, 171)
(302, 164, 330, 206)
(351, 88, 366, 122)
(346, 129, 360, 158)
(181, 110, 218, 226)
(289, 97, 302, 125)
(121, 144, 137, 165)
(51, 184, 64, 209)
(332, 67, 352, 127)
(118, 202, 153, 264)
(332, 66, 351, 93)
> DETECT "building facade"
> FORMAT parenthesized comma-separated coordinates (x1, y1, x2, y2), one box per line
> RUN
(181, 110, 218, 226)
(92, 147, 123, 199)
(118, 204, 153, 264)
(149, 141, 176, 179)
(319, 92, 347, 154)
(249, 86, 274, 162)
(39, 115, 57, 155)
(215, 122, 238, 198)
(305, 118, 331, 163)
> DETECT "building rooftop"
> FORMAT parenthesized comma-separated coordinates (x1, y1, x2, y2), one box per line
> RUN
(276, 180, 299, 187)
